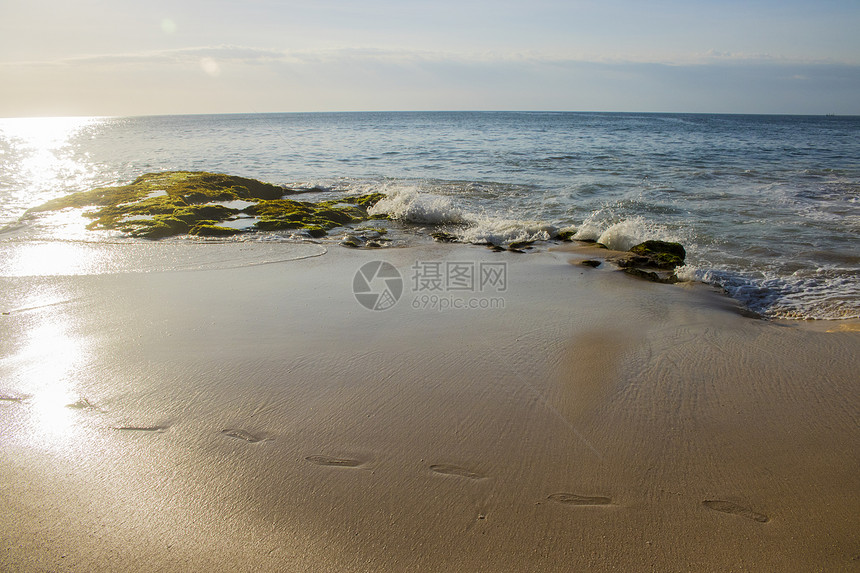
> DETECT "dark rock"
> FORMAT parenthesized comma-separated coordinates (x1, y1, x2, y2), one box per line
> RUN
(581, 259, 601, 268)
(509, 240, 535, 250)
(623, 267, 679, 284)
(431, 231, 459, 243)
(616, 255, 650, 268)
(302, 225, 327, 238)
(628, 240, 686, 269)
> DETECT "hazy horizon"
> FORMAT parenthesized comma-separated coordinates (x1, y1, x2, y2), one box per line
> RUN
(2, 0, 859, 118)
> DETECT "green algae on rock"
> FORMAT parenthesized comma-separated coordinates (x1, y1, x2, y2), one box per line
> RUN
(613, 240, 687, 283)
(26, 171, 387, 240)
(628, 240, 686, 269)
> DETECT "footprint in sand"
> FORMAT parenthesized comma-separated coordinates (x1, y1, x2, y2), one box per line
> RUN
(221, 428, 271, 443)
(547, 492, 612, 506)
(702, 499, 769, 523)
(305, 455, 364, 468)
(113, 424, 169, 433)
(429, 464, 485, 480)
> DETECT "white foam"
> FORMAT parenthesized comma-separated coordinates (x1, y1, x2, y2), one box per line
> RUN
(685, 265, 859, 320)
(457, 217, 556, 245)
(574, 214, 676, 251)
(368, 185, 561, 245)
(369, 186, 465, 225)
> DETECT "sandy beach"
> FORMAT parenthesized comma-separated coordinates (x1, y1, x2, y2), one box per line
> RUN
(1, 241, 858, 572)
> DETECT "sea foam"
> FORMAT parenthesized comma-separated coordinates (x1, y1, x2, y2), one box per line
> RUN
(574, 213, 680, 251)
(369, 185, 465, 225)
(369, 185, 556, 245)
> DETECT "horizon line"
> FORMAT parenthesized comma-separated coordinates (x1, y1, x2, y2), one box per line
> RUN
(3, 110, 857, 121)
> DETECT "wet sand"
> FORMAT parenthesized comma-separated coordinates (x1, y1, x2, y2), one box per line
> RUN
(1, 242, 858, 571)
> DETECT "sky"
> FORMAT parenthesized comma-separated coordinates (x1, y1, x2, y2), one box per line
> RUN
(1, 0, 859, 117)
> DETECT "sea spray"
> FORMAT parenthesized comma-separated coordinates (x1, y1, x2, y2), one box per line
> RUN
(369, 184, 557, 245)
(369, 185, 465, 225)
(457, 216, 556, 245)
(574, 213, 681, 251)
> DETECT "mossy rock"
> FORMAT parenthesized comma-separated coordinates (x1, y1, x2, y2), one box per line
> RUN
(313, 207, 356, 225)
(556, 229, 576, 241)
(302, 225, 327, 238)
(254, 219, 302, 231)
(26, 171, 389, 240)
(332, 192, 387, 208)
(173, 204, 237, 224)
(628, 240, 686, 269)
(244, 199, 311, 218)
(121, 216, 190, 239)
(431, 231, 459, 243)
(189, 224, 242, 237)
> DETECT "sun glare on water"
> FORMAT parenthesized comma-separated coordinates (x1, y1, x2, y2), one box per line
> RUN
(0, 116, 99, 195)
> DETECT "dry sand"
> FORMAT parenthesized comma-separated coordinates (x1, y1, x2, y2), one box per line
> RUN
(1, 242, 858, 571)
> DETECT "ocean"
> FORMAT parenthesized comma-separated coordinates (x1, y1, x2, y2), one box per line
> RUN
(0, 112, 858, 320)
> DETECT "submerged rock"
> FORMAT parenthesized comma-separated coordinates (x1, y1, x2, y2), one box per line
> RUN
(26, 171, 386, 240)
(339, 228, 392, 249)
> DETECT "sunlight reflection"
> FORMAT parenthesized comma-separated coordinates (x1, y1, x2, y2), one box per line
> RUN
(0, 117, 95, 147)
(2, 241, 111, 276)
(15, 312, 89, 450)
(0, 116, 101, 211)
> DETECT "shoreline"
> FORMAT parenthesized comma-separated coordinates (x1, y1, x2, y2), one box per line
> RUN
(1, 241, 858, 571)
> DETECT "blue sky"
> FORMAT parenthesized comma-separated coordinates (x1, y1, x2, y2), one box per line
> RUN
(1, 0, 859, 116)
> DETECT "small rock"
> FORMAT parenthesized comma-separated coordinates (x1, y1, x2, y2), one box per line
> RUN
(341, 234, 363, 248)
(431, 231, 459, 243)
(509, 240, 535, 250)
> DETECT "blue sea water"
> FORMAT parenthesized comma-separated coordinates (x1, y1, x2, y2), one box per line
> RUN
(1, 112, 858, 319)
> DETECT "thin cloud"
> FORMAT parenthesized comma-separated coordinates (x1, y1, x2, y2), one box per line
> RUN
(2, 45, 859, 116)
(5, 44, 860, 70)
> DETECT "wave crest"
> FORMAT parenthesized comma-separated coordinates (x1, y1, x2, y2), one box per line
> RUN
(368, 185, 465, 225)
